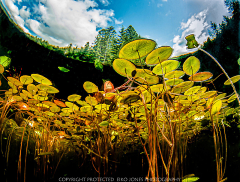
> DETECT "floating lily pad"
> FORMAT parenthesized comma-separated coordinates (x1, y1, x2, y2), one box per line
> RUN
(224, 75, 240, 85)
(200, 91, 217, 99)
(113, 59, 136, 77)
(50, 106, 61, 112)
(119, 39, 156, 60)
(152, 60, 179, 75)
(172, 81, 194, 94)
(31, 74, 52, 85)
(145, 46, 173, 65)
(83, 81, 99, 93)
(183, 56, 200, 75)
(189, 72, 213, 82)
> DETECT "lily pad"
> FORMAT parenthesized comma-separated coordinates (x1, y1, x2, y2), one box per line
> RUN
(183, 56, 200, 75)
(20, 75, 33, 85)
(152, 60, 179, 75)
(31, 74, 52, 85)
(119, 39, 156, 60)
(224, 75, 240, 85)
(189, 72, 213, 82)
(83, 81, 99, 93)
(58, 66, 70, 72)
(113, 59, 136, 77)
(145, 46, 173, 65)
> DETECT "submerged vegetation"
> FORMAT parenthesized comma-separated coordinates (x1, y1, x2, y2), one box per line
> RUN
(0, 32, 240, 181)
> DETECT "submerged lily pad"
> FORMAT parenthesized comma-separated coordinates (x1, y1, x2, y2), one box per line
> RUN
(189, 72, 213, 82)
(20, 75, 33, 85)
(58, 66, 70, 72)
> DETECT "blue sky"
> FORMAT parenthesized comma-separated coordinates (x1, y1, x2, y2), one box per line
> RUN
(1, 0, 231, 56)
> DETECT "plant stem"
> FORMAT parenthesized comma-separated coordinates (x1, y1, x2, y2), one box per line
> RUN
(198, 48, 240, 105)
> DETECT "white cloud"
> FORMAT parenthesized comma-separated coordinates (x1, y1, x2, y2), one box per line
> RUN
(5, 0, 117, 47)
(172, 0, 231, 57)
(172, 9, 209, 57)
(162, 0, 167, 2)
(99, 0, 110, 6)
(114, 18, 123, 25)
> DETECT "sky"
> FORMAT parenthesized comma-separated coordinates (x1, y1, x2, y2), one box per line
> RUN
(1, 0, 232, 57)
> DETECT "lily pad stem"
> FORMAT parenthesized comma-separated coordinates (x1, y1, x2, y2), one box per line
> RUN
(198, 48, 240, 105)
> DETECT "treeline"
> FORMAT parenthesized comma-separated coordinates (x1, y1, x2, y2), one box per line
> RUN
(25, 25, 143, 70)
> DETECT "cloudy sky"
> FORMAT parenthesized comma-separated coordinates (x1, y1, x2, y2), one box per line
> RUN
(1, 0, 231, 56)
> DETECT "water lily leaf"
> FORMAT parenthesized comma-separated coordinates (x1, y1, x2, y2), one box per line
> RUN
(211, 100, 222, 115)
(135, 69, 159, 85)
(150, 84, 170, 93)
(65, 102, 79, 111)
(119, 39, 156, 60)
(83, 81, 98, 93)
(185, 34, 199, 49)
(27, 84, 38, 95)
(113, 59, 136, 77)
(152, 60, 179, 75)
(165, 70, 185, 79)
(54, 100, 66, 107)
(120, 94, 140, 104)
(145, 46, 173, 65)
(172, 81, 194, 94)
(165, 78, 183, 86)
(184, 86, 201, 96)
(7, 77, 23, 86)
(200, 91, 217, 99)
(189, 72, 213, 82)
(20, 93, 28, 100)
(20, 75, 33, 85)
(58, 66, 70, 72)
(0, 56, 11, 67)
(31, 74, 52, 85)
(68, 94, 81, 102)
(237, 57, 240, 65)
(0, 64, 4, 74)
(224, 75, 240, 85)
(228, 94, 238, 103)
(34, 95, 48, 101)
(50, 106, 61, 112)
(99, 121, 109, 127)
(183, 56, 200, 75)
(85, 96, 98, 106)
(37, 84, 59, 94)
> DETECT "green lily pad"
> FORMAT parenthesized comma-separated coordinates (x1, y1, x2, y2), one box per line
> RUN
(183, 56, 200, 75)
(119, 39, 156, 60)
(99, 121, 109, 127)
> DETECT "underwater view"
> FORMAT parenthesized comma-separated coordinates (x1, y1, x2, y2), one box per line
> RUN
(0, 0, 240, 181)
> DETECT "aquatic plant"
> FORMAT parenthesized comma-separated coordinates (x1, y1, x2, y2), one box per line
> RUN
(0, 34, 239, 181)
